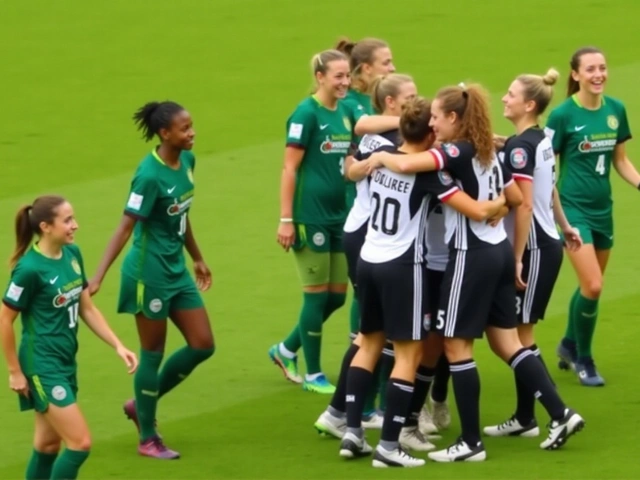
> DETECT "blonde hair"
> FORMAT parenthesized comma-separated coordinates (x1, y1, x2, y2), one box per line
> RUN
(370, 73, 414, 113)
(309, 49, 348, 93)
(335, 37, 389, 93)
(516, 68, 560, 115)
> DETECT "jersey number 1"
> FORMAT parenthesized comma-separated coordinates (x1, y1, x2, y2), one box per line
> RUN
(67, 303, 79, 329)
(178, 213, 187, 236)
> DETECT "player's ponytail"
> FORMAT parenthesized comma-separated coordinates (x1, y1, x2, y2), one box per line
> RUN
(567, 46, 604, 97)
(10, 195, 66, 268)
(133, 101, 185, 142)
(335, 37, 390, 93)
(516, 68, 560, 116)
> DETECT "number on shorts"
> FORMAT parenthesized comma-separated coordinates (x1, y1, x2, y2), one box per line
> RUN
(67, 303, 79, 328)
(515, 296, 522, 315)
(371, 192, 401, 235)
(178, 213, 187, 236)
(436, 309, 445, 330)
(595, 154, 606, 175)
(487, 165, 502, 200)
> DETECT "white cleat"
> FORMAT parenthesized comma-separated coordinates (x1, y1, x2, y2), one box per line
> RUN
(361, 412, 384, 430)
(314, 410, 346, 439)
(339, 432, 373, 459)
(372, 445, 426, 468)
(399, 426, 437, 451)
(430, 397, 451, 430)
(428, 439, 487, 463)
(540, 408, 585, 450)
(419, 406, 439, 435)
(484, 416, 540, 437)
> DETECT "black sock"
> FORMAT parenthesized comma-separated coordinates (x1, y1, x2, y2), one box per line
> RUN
(379, 378, 414, 449)
(450, 359, 481, 446)
(515, 344, 553, 425)
(346, 367, 373, 433)
(431, 354, 450, 403)
(377, 342, 395, 412)
(531, 344, 555, 387)
(405, 366, 434, 427)
(329, 343, 360, 414)
(509, 348, 565, 421)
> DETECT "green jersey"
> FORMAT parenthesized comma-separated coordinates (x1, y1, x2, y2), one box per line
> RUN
(122, 149, 196, 286)
(545, 95, 632, 218)
(2, 244, 87, 376)
(286, 96, 356, 224)
(342, 89, 373, 209)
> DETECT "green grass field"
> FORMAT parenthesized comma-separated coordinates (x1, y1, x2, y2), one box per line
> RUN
(1, 0, 640, 478)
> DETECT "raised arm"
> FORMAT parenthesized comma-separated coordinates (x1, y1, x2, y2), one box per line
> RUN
(354, 115, 400, 137)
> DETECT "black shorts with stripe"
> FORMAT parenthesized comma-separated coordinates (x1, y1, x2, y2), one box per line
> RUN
(517, 240, 563, 324)
(357, 258, 427, 341)
(436, 240, 517, 339)
(426, 268, 445, 331)
(344, 222, 368, 291)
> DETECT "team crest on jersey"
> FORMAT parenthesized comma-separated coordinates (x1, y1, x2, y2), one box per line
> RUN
(607, 115, 619, 130)
(423, 313, 431, 331)
(438, 170, 454, 186)
(149, 298, 163, 313)
(312, 232, 326, 247)
(51, 386, 67, 401)
(443, 143, 459, 158)
(71, 258, 81, 275)
(343, 116, 352, 131)
(510, 148, 528, 169)
(187, 168, 194, 185)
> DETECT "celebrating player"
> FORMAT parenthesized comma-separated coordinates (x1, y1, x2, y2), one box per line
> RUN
(89, 101, 215, 459)
(0, 196, 138, 480)
(270, 49, 356, 394)
(546, 47, 640, 386)
(484, 69, 583, 437)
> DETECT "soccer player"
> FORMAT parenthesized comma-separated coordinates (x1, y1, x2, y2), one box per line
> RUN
(339, 97, 507, 467)
(484, 69, 584, 437)
(89, 101, 215, 459)
(0, 195, 138, 480)
(315, 73, 412, 436)
(371, 84, 585, 462)
(545, 47, 640, 386)
(269, 49, 356, 394)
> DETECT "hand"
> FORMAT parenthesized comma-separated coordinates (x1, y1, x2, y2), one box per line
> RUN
(194, 260, 213, 291)
(116, 345, 138, 374)
(487, 198, 508, 226)
(277, 222, 295, 252)
(88, 278, 101, 296)
(9, 371, 29, 397)
(366, 152, 388, 171)
(515, 261, 527, 291)
(562, 226, 583, 252)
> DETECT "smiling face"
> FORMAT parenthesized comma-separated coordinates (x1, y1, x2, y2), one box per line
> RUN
(159, 109, 195, 150)
(39, 201, 78, 245)
(572, 52, 607, 96)
(316, 59, 351, 100)
(502, 79, 536, 123)
(428, 98, 458, 142)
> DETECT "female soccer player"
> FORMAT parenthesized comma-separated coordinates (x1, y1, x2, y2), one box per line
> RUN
(484, 69, 584, 437)
(546, 47, 640, 386)
(371, 84, 585, 462)
(0, 195, 138, 480)
(89, 101, 215, 459)
(339, 97, 507, 468)
(269, 49, 356, 394)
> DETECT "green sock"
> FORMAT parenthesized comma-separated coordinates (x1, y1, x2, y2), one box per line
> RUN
(349, 298, 360, 334)
(574, 294, 599, 359)
(25, 449, 57, 480)
(298, 291, 329, 374)
(564, 288, 580, 343)
(377, 347, 395, 412)
(323, 292, 346, 322)
(135, 350, 163, 441)
(50, 449, 90, 480)
(158, 346, 215, 398)
(282, 325, 302, 354)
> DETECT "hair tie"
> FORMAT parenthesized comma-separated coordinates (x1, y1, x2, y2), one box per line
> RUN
(458, 82, 468, 99)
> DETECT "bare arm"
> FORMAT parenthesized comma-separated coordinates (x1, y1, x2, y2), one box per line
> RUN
(444, 190, 506, 222)
(184, 218, 204, 262)
(354, 115, 400, 137)
(92, 215, 137, 286)
(347, 158, 371, 182)
(0, 305, 20, 374)
(513, 180, 534, 263)
(612, 142, 640, 188)
(552, 187, 570, 230)
(504, 181, 523, 207)
(371, 150, 444, 174)
(280, 147, 304, 219)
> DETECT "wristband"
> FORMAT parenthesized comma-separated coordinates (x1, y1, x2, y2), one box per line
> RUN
(280, 218, 293, 223)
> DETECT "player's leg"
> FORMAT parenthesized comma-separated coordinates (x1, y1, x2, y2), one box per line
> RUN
(417, 333, 442, 436)
(26, 413, 61, 480)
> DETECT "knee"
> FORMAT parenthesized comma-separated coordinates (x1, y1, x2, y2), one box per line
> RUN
(68, 434, 92, 452)
(581, 278, 603, 299)
(34, 440, 61, 455)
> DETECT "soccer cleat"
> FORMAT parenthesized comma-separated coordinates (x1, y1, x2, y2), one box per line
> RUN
(138, 436, 180, 460)
(540, 408, 585, 450)
(361, 411, 383, 429)
(556, 342, 577, 371)
(483, 416, 540, 437)
(314, 410, 346, 439)
(302, 374, 336, 394)
(419, 406, 439, 435)
(574, 359, 605, 387)
(430, 397, 451, 430)
(339, 432, 373, 459)
(428, 438, 487, 463)
(372, 445, 426, 468)
(268, 344, 303, 384)
(123, 399, 162, 440)
(399, 426, 437, 451)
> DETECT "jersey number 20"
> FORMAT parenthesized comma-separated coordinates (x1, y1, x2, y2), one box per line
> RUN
(371, 192, 400, 235)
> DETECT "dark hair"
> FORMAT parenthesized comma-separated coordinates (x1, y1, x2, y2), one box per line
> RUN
(11, 195, 67, 268)
(133, 101, 185, 142)
(567, 46, 604, 97)
(335, 37, 389, 93)
(399, 96, 433, 144)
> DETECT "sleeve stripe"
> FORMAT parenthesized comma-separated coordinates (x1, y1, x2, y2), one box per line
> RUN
(429, 148, 445, 170)
(438, 186, 460, 202)
(286, 142, 305, 150)
(2, 300, 21, 311)
(504, 178, 515, 188)
(513, 174, 533, 181)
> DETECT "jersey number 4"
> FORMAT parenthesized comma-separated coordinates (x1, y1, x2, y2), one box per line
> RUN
(371, 192, 400, 235)
(595, 154, 606, 176)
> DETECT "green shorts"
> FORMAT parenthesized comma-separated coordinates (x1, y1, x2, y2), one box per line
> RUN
(20, 373, 77, 412)
(293, 223, 345, 253)
(293, 248, 348, 287)
(563, 209, 614, 250)
(118, 271, 204, 320)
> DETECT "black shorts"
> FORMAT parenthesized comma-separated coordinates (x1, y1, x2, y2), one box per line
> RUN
(426, 268, 445, 331)
(357, 259, 427, 341)
(517, 241, 563, 324)
(344, 222, 368, 290)
(436, 240, 517, 339)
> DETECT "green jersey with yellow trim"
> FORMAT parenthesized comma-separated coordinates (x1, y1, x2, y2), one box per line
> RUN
(2, 244, 88, 376)
(286, 96, 356, 224)
(122, 149, 196, 285)
(545, 95, 632, 218)
(342, 89, 373, 209)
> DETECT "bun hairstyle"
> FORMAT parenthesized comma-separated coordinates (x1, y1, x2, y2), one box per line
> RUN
(516, 67, 560, 115)
(370, 73, 414, 113)
(335, 37, 389, 93)
(399, 96, 433, 144)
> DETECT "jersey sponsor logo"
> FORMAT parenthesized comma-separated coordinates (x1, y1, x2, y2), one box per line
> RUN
(288, 123, 303, 139)
(6, 282, 24, 302)
(127, 192, 144, 211)
(343, 116, 352, 131)
(49, 276, 59, 285)
(438, 170, 454, 186)
(423, 313, 431, 331)
(443, 143, 460, 158)
(167, 197, 193, 216)
(52, 285, 83, 309)
(510, 148, 528, 169)
(71, 258, 81, 276)
(607, 115, 619, 130)
(149, 298, 163, 313)
(574, 125, 587, 132)
(320, 135, 351, 154)
(543, 127, 555, 140)
(51, 386, 67, 401)
(187, 168, 194, 185)
(578, 135, 616, 153)
(312, 232, 326, 246)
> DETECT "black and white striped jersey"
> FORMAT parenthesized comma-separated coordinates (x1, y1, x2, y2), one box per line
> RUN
(344, 130, 400, 233)
(500, 127, 559, 248)
(360, 147, 460, 264)
(430, 141, 514, 250)
(425, 197, 448, 272)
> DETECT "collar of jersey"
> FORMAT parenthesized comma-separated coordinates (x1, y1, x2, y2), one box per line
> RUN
(311, 94, 337, 111)
(572, 93, 605, 109)
(32, 243, 63, 261)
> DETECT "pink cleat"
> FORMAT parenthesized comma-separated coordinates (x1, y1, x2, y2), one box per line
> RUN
(123, 399, 162, 439)
(138, 436, 180, 460)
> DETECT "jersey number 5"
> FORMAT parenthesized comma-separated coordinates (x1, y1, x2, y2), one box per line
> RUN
(371, 192, 400, 235)
(67, 303, 79, 329)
